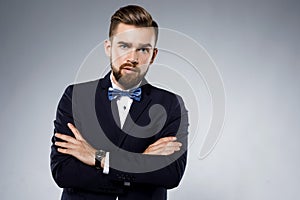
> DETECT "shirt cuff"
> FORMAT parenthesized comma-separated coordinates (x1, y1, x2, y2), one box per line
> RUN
(103, 152, 110, 174)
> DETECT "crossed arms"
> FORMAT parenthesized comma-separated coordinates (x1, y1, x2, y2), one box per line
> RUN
(55, 123, 182, 167)
(50, 85, 188, 193)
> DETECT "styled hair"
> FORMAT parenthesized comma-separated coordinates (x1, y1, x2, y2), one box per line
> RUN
(109, 5, 158, 44)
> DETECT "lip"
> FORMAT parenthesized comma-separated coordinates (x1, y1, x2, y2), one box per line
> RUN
(123, 67, 134, 70)
(122, 68, 136, 74)
(122, 66, 136, 72)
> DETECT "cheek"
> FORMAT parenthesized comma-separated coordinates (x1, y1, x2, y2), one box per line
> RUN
(138, 53, 152, 63)
(111, 50, 125, 65)
(139, 64, 150, 74)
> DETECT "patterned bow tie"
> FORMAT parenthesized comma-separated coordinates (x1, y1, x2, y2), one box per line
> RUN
(108, 87, 142, 101)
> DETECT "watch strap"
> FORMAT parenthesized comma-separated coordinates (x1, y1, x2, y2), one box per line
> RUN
(95, 149, 106, 169)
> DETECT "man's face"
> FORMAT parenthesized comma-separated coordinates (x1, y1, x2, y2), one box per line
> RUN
(105, 23, 158, 89)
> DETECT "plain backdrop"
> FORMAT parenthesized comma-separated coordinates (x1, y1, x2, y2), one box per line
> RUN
(0, 0, 300, 199)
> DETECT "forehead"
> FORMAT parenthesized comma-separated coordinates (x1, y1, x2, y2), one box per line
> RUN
(112, 23, 156, 46)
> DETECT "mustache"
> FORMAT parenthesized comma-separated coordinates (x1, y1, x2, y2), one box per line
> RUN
(120, 62, 138, 71)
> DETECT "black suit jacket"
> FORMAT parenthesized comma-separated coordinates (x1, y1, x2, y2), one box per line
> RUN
(51, 72, 189, 200)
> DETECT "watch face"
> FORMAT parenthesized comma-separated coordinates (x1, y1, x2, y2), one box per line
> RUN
(96, 150, 106, 161)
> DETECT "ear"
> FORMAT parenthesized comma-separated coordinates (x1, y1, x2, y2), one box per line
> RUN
(150, 48, 158, 64)
(104, 40, 111, 57)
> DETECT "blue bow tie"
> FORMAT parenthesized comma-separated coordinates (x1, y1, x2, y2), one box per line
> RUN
(108, 87, 142, 101)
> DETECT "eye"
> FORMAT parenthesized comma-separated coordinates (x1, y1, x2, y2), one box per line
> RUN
(138, 48, 150, 53)
(119, 44, 128, 49)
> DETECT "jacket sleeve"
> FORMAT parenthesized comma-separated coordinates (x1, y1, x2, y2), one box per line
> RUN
(108, 95, 189, 189)
(51, 85, 189, 191)
(50, 85, 123, 193)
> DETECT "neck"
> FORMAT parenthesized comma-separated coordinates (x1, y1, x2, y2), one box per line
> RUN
(111, 74, 127, 90)
(110, 72, 142, 91)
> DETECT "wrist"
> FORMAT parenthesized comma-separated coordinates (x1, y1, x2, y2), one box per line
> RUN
(95, 149, 106, 169)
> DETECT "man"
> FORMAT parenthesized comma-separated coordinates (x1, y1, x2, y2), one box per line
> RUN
(51, 5, 189, 200)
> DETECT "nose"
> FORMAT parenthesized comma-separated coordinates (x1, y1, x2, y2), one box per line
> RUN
(126, 50, 139, 65)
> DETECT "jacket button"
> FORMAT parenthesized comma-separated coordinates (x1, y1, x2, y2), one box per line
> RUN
(124, 181, 130, 186)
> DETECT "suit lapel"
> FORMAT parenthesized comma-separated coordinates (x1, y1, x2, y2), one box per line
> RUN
(95, 72, 122, 144)
(122, 78, 152, 129)
(95, 72, 153, 147)
(119, 83, 152, 146)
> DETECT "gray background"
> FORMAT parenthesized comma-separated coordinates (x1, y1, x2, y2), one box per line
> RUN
(1, 0, 300, 199)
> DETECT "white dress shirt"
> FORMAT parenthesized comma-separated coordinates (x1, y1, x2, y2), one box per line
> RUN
(102, 73, 141, 175)
(110, 73, 141, 128)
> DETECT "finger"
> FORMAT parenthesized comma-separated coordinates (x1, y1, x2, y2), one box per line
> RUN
(157, 145, 181, 155)
(151, 142, 180, 150)
(57, 147, 73, 155)
(166, 141, 182, 147)
(57, 147, 80, 157)
(164, 145, 181, 152)
(160, 149, 177, 156)
(146, 145, 181, 155)
(55, 141, 76, 149)
(149, 141, 182, 151)
(67, 123, 84, 140)
(147, 142, 167, 152)
(145, 146, 180, 156)
(55, 133, 78, 144)
(149, 136, 177, 147)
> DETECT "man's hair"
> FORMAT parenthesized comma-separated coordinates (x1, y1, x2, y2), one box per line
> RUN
(109, 5, 158, 44)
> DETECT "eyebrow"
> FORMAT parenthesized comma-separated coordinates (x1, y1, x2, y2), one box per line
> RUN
(117, 41, 131, 47)
(138, 43, 153, 48)
(117, 41, 153, 48)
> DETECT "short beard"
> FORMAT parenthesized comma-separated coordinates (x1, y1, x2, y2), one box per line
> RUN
(111, 62, 144, 89)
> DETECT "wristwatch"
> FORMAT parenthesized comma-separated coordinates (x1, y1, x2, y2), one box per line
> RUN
(95, 149, 106, 169)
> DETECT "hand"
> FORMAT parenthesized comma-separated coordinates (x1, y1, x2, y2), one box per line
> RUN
(143, 137, 182, 156)
(55, 123, 96, 166)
